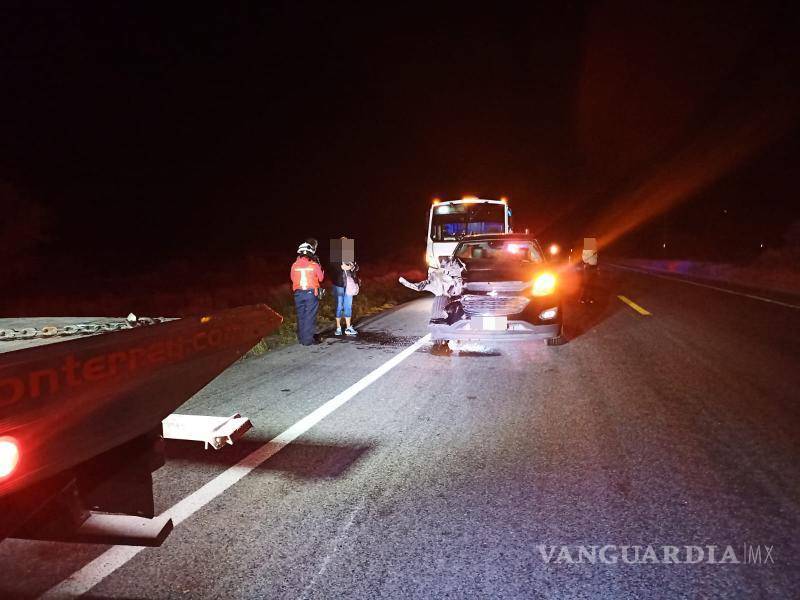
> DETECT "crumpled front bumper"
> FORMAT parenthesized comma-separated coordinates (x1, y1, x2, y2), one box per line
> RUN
(428, 319, 561, 342)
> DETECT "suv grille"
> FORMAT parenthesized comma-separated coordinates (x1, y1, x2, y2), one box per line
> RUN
(463, 281, 528, 292)
(462, 294, 529, 316)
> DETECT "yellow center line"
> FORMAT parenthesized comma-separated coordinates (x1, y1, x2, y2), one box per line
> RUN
(618, 295, 652, 316)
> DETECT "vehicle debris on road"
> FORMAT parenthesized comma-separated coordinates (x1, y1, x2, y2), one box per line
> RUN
(399, 256, 466, 322)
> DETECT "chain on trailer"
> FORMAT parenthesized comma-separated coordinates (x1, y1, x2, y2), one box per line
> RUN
(0, 315, 169, 342)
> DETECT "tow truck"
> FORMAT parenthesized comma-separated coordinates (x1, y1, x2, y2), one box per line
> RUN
(0, 305, 281, 546)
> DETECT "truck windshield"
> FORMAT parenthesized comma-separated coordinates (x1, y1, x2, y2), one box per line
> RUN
(455, 240, 542, 263)
(430, 203, 505, 241)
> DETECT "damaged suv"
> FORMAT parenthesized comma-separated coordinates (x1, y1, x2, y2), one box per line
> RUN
(429, 234, 564, 346)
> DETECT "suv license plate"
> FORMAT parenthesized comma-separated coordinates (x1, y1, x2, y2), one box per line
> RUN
(481, 316, 508, 331)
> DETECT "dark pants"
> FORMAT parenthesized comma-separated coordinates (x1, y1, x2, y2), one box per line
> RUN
(294, 289, 319, 345)
(580, 264, 598, 302)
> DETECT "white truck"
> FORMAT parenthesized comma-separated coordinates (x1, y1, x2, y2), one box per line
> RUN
(425, 197, 512, 268)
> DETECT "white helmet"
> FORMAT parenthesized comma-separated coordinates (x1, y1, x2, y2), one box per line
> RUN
(297, 242, 315, 255)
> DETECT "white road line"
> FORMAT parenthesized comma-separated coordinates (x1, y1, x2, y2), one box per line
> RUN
(40, 333, 431, 600)
(609, 263, 800, 310)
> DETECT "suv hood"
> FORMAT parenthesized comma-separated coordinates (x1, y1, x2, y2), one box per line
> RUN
(461, 259, 538, 283)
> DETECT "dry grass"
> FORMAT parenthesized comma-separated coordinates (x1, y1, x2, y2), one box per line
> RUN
(616, 253, 800, 296)
(1, 253, 427, 357)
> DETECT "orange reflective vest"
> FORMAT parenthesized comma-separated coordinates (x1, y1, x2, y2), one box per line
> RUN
(290, 257, 324, 294)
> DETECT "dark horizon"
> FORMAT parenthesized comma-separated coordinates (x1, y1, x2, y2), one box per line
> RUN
(2, 2, 799, 276)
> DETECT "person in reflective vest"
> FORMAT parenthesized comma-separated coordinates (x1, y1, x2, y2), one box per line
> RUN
(290, 242, 324, 345)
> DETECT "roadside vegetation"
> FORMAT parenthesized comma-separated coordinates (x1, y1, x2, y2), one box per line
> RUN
(245, 267, 424, 357)
(610, 221, 800, 296)
(615, 246, 800, 297)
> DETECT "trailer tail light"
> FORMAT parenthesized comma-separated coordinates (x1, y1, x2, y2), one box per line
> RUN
(0, 437, 20, 478)
(532, 272, 557, 296)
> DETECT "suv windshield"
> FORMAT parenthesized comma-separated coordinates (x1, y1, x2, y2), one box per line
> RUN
(430, 203, 505, 241)
(455, 240, 543, 263)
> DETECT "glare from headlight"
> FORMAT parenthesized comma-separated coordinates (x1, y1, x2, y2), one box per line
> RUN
(539, 308, 558, 320)
(532, 272, 557, 296)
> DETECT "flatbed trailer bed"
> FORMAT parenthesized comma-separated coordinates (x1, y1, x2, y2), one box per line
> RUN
(0, 306, 281, 546)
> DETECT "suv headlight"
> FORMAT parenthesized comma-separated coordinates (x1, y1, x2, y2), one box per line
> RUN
(532, 272, 557, 296)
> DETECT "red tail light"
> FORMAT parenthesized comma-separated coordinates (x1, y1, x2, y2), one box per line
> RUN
(0, 437, 20, 478)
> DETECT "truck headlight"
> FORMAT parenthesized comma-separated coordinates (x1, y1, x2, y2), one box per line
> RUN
(532, 272, 557, 296)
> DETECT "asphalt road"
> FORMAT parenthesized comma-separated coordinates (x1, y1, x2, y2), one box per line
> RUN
(2, 266, 799, 599)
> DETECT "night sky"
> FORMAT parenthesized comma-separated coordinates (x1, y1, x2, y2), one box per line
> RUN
(1, 2, 798, 273)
